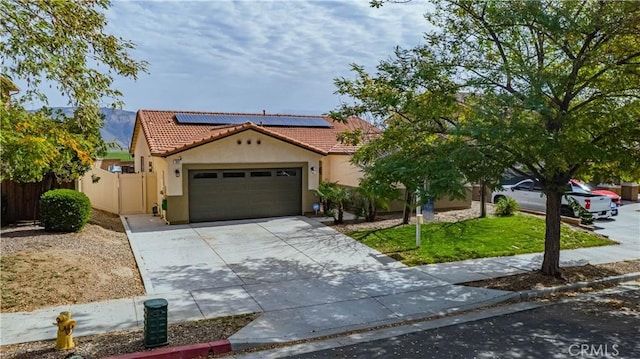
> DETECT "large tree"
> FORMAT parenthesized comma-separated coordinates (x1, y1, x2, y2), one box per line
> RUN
(332, 62, 480, 224)
(1, 0, 147, 184)
(333, 0, 640, 276)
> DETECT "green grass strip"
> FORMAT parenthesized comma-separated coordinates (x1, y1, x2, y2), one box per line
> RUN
(348, 214, 616, 266)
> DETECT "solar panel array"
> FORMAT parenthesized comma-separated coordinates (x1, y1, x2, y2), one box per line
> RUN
(175, 113, 332, 128)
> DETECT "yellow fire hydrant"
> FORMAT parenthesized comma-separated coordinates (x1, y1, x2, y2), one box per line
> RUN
(54, 311, 76, 350)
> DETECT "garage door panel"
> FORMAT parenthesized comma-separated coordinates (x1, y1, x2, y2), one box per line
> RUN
(189, 168, 301, 222)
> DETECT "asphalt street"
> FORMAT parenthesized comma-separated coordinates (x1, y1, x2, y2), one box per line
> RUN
(286, 283, 640, 359)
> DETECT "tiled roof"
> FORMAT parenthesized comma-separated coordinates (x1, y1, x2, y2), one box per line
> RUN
(131, 110, 379, 156)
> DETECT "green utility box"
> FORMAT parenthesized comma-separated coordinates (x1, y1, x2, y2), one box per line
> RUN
(143, 298, 168, 348)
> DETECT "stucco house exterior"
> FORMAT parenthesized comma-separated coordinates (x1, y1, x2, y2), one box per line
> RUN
(130, 110, 378, 224)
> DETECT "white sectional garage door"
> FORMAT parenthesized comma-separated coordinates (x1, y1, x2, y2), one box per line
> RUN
(188, 168, 302, 222)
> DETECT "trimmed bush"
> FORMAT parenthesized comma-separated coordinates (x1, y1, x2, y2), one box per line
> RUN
(40, 189, 91, 232)
(494, 196, 519, 216)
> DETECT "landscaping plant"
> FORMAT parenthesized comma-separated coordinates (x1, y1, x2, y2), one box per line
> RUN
(494, 197, 519, 216)
(316, 181, 350, 224)
(40, 189, 91, 232)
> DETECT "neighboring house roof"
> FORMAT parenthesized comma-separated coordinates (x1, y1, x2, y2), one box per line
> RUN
(131, 110, 379, 157)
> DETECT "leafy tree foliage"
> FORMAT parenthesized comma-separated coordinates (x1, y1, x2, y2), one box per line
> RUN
(1, 0, 147, 183)
(332, 0, 640, 276)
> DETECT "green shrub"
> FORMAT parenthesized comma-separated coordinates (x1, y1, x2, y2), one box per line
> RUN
(40, 189, 91, 232)
(315, 181, 350, 223)
(494, 196, 519, 216)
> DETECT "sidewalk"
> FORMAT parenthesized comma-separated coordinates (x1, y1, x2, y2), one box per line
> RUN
(1, 203, 638, 349)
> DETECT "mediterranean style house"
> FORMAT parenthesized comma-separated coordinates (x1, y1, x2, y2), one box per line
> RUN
(130, 110, 379, 223)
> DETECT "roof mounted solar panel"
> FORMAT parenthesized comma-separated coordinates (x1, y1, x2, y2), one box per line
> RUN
(175, 113, 332, 128)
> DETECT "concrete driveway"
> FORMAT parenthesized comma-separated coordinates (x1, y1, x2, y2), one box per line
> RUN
(122, 215, 510, 346)
(125, 216, 405, 294)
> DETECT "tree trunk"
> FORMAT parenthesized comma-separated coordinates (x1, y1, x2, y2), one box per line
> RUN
(402, 189, 412, 225)
(371, 202, 377, 222)
(366, 198, 375, 222)
(336, 203, 344, 224)
(541, 190, 562, 277)
(480, 180, 486, 218)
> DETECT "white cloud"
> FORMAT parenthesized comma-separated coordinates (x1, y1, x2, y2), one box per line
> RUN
(86, 1, 433, 113)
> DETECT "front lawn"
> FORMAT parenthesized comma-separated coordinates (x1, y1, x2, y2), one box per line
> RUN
(348, 214, 616, 266)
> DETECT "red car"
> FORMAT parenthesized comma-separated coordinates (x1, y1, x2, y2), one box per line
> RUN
(570, 180, 622, 214)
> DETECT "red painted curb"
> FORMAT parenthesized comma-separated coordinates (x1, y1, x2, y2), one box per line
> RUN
(102, 339, 232, 359)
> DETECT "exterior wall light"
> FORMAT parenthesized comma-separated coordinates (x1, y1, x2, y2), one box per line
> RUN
(174, 169, 180, 177)
(310, 166, 316, 175)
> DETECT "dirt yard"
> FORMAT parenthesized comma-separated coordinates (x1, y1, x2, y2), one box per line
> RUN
(1, 204, 638, 358)
(0, 210, 144, 312)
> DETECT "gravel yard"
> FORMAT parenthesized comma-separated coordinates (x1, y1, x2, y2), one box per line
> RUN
(331, 201, 494, 233)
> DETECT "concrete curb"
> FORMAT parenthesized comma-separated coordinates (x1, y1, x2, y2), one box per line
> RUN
(89, 273, 639, 359)
(514, 272, 640, 300)
(103, 339, 232, 359)
(120, 215, 155, 294)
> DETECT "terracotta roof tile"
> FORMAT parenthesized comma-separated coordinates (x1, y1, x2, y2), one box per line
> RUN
(131, 110, 379, 156)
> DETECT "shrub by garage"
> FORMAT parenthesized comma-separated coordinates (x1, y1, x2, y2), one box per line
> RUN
(40, 189, 91, 232)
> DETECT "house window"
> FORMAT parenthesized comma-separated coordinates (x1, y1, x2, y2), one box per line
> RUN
(251, 171, 272, 177)
(140, 156, 145, 172)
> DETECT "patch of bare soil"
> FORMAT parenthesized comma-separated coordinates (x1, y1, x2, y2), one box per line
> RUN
(0, 313, 258, 359)
(464, 260, 640, 292)
(0, 209, 143, 312)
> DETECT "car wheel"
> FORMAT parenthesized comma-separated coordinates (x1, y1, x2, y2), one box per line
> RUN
(493, 195, 505, 204)
(561, 206, 575, 218)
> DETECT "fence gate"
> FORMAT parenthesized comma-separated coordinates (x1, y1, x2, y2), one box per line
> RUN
(79, 166, 155, 215)
(119, 173, 145, 214)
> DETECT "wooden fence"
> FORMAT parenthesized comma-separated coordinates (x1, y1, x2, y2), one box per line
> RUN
(1, 180, 74, 225)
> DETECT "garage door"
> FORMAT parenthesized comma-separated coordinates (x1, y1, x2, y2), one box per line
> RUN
(188, 168, 302, 222)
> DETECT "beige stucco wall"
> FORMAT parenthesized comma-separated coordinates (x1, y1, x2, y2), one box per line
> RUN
(159, 130, 324, 224)
(133, 127, 151, 173)
(386, 186, 472, 212)
(434, 187, 472, 211)
(324, 155, 362, 187)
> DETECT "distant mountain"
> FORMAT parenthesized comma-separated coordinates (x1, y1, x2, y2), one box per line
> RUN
(48, 107, 136, 149)
(99, 108, 136, 149)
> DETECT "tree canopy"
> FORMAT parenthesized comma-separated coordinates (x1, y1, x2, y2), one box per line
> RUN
(332, 0, 640, 276)
(1, 0, 147, 183)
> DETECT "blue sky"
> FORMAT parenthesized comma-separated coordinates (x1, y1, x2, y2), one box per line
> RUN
(40, 0, 433, 115)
